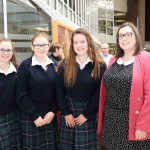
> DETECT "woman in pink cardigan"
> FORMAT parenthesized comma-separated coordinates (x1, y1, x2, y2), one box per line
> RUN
(98, 22, 150, 149)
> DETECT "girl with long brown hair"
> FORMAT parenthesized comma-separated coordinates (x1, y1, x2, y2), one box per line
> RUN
(0, 37, 21, 149)
(56, 28, 106, 150)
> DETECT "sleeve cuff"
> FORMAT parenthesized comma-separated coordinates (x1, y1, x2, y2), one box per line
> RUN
(61, 109, 72, 116)
(29, 112, 39, 121)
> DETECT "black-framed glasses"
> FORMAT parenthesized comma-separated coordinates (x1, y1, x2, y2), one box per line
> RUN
(33, 44, 49, 49)
(0, 48, 13, 54)
(117, 32, 136, 40)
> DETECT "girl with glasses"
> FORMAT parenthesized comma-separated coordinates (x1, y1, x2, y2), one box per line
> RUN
(0, 37, 21, 149)
(16, 32, 58, 149)
(98, 22, 150, 149)
(56, 28, 106, 150)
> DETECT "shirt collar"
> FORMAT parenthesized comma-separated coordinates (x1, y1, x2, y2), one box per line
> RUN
(0, 62, 16, 75)
(76, 56, 93, 70)
(31, 55, 54, 66)
(117, 57, 135, 66)
(101, 53, 108, 57)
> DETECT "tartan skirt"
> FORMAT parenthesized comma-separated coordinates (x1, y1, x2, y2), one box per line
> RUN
(59, 97, 98, 150)
(19, 110, 58, 150)
(0, 110, 21, 150)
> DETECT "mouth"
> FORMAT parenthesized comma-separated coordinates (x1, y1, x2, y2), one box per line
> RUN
(122, 42, 129, 45)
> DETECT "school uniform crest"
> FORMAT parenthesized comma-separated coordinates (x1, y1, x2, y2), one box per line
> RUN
(89, 69, 95, 78)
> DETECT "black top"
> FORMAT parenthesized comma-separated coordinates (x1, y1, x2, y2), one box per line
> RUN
(0, 72, 18, 114)
(16, 57, 58, 121)
(56, 61, 106, 119)
(49, 53, 62, 63)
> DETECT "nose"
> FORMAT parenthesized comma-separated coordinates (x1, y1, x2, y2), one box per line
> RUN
(40, 45, 44, 49)
(122, 35, 126, 40)
(4, 51, 8, 54)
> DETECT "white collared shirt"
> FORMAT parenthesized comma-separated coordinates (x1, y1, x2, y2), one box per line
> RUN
(76, 56, 93, 70)
(100, 53, 113, 67)
(117, 57, 135, 66)
(0, 62, 16, 75)
(31, 55, 54, 70)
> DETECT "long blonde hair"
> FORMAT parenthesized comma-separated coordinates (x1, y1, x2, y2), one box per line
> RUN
(0, 37, 18, 68)
(58, 28, 105, 88)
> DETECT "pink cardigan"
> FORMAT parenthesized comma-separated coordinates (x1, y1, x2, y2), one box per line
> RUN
(98, 50, 150, 140)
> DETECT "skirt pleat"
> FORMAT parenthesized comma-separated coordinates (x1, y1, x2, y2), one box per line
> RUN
(59, 97, 98, 150)
(0, 111, 21, 150)
(19, 110, 58, 150)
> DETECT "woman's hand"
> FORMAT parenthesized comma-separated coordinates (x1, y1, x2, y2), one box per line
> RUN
(64, 114, 75, 128)
(34, 116, 45, 127)
(74, 114, 87, 126)
(135, 129, 147, 140)
(44, 112, 55, 124)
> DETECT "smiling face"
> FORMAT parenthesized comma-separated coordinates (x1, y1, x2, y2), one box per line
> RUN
(31, 37, 50, 58)
(73, 33, 88, 57)
(118, 26, 136, 54)
(0, 42, 13, 63)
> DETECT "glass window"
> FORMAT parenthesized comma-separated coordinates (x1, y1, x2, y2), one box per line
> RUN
(0, 0, 4, 36)
(98, 20, 106, 35)
(6, 0, 52, 64)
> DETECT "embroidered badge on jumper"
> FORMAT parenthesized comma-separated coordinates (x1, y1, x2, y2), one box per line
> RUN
(89, 69, 95, 78)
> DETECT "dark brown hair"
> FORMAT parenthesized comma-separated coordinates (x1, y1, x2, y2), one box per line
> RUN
(49, 42, 62, 53)
(58, 28, 105, 88)
(116, 22, 142, 58)
(0, 37, 17, 68)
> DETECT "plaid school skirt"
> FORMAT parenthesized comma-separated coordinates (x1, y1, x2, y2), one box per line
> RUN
(0, 110, 21, 150)
(19, 110, 58, 150)
(59, 97, 98, 150)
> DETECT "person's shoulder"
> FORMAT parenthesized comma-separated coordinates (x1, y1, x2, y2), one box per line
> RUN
(99, 63, 107, 71)
(20, 57, 32, 66)
(138, 50, 150, 60)
(50, 58, 58, 66)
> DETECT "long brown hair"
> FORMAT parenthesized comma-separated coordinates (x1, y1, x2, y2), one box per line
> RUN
(58, 28, 105, 88)
(116, 22, 142, 58)
(0, 37, 17, 68)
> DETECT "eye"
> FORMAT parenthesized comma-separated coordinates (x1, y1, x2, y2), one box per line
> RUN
(126, 33, 131, 36)
(118, 34, 123, 37)
(7, 49, 11, 52)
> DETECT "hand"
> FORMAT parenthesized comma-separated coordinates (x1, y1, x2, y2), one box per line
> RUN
(34, 116, 45, 127)
(74, 114, 87, 126)
(64, 114, 75, 128)
(135, 129, 147, 140)
(44, 112, 55, 124)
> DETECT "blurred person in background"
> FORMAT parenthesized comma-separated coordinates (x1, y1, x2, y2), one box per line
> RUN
(100, 43, 113, 67)
(49, 42, 63, 63)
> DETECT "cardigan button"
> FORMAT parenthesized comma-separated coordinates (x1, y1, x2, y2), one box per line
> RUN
(135, 111, 139, 114)
(138, 97, 141, 101)
(133, 123, 136, 126)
